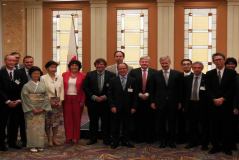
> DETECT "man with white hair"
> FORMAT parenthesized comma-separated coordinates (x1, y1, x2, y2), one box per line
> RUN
(150, 56, 183, 148)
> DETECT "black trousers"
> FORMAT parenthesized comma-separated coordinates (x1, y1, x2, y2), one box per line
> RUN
(0, 106, 9, 147)
(157, 102, 177, 144)
(87, 102, 110, 142)
(210, 104, 233, 151)
(187, 101, 209, 146)
(135, 99, 156, 142)
(176, 108, 187, 143)
(110, 110, 131, 144)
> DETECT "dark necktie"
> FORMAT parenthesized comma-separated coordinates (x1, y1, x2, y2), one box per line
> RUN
(9, 71, 13, 81)
(191, 76, 199, 100)
(218, 70, 222, 84)
(142, 69, 147, 93)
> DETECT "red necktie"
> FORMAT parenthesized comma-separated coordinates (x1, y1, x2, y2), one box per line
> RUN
(142, 70, 147, 93)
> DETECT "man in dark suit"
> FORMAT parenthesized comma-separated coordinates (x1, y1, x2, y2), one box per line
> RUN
(17, 55, 34, 147)
(151, 56, 183, 148)
(183, 61, 209, 150)
(129, 56, 157, 143)
(108, 63, 137, 149)
(83, 58, 115, 145)
(177, 59, 193, 144)
(206, 53, 237, 155)
(0, 55, 23, 151)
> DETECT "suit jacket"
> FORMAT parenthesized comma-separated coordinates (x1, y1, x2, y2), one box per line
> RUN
(206, 68, 237, 108)
(62, 71, 86, 104)
(151, 69, 183, 110)
(108, 75, 137, 112)
(106, 64, 133, 75)
(234, 74, 239, 109)
(129, 67, 157, 101)
(0, 68, 22, 104)
(83, 70, 115, 107)
(18, 67, 29, 87)
(183, 73, 208, 111)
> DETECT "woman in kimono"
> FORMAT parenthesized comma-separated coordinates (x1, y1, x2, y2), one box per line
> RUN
(41, 60, 64, 146)
(62, 59, 85, 144)
(21, 66, 51, 152)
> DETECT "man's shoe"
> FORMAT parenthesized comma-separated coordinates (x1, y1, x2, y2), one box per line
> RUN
(9, 144, 22, 149)
(224, 150, 232, 156)
(208, 147, 220, 154)
(168, 143, 176, 148)
(86, 140, 97, 145)
(185, 143, 197, 149)
(159, 142, 166, 148)
(111, 142, 118, 149)
(122, 142, 134, 148)
(201, 145, 209, 151)
(0, 145, 8, 151)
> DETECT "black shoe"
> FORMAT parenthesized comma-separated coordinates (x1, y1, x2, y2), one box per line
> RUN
(111, 142, 118, 149)
(159, 142, 166, 148)
(8, 144, 22, 149)
(86, 140, 97, 145)
(201, 145, 209, 151)
(168, 143, 176, 148)
(185, 143, 197, 149)
(0, 145, 8, 151)
(121, 142, 134, 148)
(208, 147, 220, 154)
(223, 149, 232, 156)
(103, 140, 111, 145)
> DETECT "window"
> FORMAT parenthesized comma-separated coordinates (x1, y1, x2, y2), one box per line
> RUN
(184, 9, 217, 72)
(53, 10, 82, 74)
(117, 9, 148, 68)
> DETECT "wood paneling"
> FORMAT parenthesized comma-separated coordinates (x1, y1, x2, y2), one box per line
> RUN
(43, 2, 91, 72)
(107, 2, 158, 69)
(174, 0, 227, 70)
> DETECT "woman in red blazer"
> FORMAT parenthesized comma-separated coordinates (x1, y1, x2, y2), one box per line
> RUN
(62, 60, 85, 144)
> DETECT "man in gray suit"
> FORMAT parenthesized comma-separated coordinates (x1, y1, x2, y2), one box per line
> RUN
(106, 51, 133, 75)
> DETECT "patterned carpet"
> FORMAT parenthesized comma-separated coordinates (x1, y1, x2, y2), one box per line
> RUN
(0, 109, 238, 160)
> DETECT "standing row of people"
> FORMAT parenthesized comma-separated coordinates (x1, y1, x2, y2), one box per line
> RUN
(0, 51, 238, 156)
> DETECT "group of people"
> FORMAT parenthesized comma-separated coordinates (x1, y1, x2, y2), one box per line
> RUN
(0, 51, 238, 156)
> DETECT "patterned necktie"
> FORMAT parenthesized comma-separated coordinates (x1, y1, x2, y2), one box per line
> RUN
(98, 73, 103, 93)
(163, 70, 169, 85)
(218, 70, 222, 84)
(9, 71, 13, 81)
(191, 76, 199, 100)
(121, 77, 126, 90)
(142, 69, 147, 93)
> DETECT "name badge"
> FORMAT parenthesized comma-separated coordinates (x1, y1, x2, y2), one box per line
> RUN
(200, 86, 206, 90)
(15, 79, 20, 85)
(106, 83, 109, 87)
(128, 88, 133, 92)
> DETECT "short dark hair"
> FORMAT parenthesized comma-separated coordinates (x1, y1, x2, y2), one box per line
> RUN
(117, 63, 128, 70)
(114, 51, 125, 58)
(10, 52, 21, 57)
(94, 58, 107, 66)
(225, 57, 237, 67)
(181, 59, 192, 65)
(23, 56, 33, 62)
(45, 60, 59, 69)
(68, 60, 82, 71)
(212, 52, 225, 61)
(29, 66, 43, 77)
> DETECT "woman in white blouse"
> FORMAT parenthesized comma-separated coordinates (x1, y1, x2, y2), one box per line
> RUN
(41, 61, 64, 146)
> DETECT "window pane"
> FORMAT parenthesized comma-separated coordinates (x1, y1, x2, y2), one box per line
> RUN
(52, 10, 82, 74)
(117, 9, 148, 68)
(184, 9, 216, 73)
